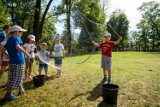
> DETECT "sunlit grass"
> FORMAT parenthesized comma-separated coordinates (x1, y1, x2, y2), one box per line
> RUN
(0, 52, 160, 107)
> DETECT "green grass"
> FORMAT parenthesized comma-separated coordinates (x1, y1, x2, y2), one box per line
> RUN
(0, 52, 160, 107)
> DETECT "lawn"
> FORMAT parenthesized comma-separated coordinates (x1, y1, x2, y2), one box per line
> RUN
(0, 52, 160, 107)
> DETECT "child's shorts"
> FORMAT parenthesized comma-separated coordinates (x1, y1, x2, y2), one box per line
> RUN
(25, 58, 34, 63)
(54, 57, 62, 66)
(8, 64, 24, 89)
(101, 55, 112, 71)
(38, 64, 48, 72)
(1, 61, 9, 66)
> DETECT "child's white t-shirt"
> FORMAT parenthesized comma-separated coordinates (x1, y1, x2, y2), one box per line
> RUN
(24, 43, 36, 58)
(54, 43, 64, 57)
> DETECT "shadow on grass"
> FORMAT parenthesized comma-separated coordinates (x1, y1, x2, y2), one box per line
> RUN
(97, 101, 117, 107)
(0, 84, 7, 89)
(69, 82, 103, 102)
(147, 52, 160, 54)
(87, 82, 103, 101)
(0, 98, 12, 105)
(23, 75, 55, 90)
(0, 75, 55, 106)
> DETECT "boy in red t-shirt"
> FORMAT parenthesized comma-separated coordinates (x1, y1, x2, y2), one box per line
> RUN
(91, 32, 122, 83)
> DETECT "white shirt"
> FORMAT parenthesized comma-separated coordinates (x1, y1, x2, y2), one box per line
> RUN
(24, 43, 36, 58)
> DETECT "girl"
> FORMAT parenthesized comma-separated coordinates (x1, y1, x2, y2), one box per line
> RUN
(24, 35, 36, 80)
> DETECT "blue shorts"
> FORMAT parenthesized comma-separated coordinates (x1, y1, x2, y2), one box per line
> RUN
(25, 58, 34, 63)
(38, 64, 48, 72)
(55, 57, 62, 66)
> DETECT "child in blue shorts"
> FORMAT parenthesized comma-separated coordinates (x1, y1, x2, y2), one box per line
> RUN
(37, 42, 49, 77)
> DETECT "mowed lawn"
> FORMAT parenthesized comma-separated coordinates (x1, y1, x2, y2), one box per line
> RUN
(0, 52, 160, 107)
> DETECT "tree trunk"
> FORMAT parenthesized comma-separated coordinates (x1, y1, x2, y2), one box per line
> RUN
(66, 0, 72, 54)
(39, 0, 53, 40)
(33, 0, 41, 42)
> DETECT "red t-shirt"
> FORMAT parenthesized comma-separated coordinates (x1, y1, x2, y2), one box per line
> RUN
(99, 41, 115, 57)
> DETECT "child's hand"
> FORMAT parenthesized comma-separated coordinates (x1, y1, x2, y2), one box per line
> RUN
(91, 40, 95, 44)
(119, 37, 122, 41)
(26, 53, 30, 60)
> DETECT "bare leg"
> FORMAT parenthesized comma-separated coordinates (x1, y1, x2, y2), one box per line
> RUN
(103, 69, 107, 76)
(25, 62, 29, 79)
(28, 62, 33, 78)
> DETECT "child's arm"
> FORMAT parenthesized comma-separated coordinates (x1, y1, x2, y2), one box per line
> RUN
(16, 44, 30, 59)
(62, 48, 65, 58)
(115, 37, 122, 45)
(0, 46, 7, 64)
(91, 40, 99, 47)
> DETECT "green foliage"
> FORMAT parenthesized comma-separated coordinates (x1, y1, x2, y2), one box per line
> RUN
(133, 1, 160, 51)
(0, 1, 12, 28)
(107, 9, 129, 50)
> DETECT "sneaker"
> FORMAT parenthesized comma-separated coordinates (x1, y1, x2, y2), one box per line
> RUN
(18, 89, 25, 96)
(58, 74, 61, 78)
(4, 93, 19, 100)
(107, 78, 111, 84)
(101, 77, 107, 83)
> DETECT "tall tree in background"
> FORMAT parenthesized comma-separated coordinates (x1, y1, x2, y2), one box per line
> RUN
(138, 1, 160, 39)
(107, 10, 129, 51)
(73, 0, 106, 44)
(65, 0, 72, 53)
(33, 0, 53, 41)
(1, 0, 35, 33)
(0, 0, 11, 28)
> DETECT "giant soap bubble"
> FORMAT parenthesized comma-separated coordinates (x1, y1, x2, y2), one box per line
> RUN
(36, 34, 61, 70)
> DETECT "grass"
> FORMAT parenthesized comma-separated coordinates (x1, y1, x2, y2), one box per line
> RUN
(0, 52, 160, 107)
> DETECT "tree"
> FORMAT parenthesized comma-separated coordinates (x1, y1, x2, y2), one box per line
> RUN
(138, 1, 160, 39)
(0, 0, 11, 28)
(33, 0, 53, 41)
(107, 10, 129, 51)
(73, 0, 106, 47)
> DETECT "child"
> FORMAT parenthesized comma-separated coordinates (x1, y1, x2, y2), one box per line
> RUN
(54, 36, 65, 77)
(37, 42, 49, 77)
(2, 25, 30, 100)
(23, 35, 36, 80)
(0, 40, 10, 79)
(91, 32, 122, 83)
(0, 25, 10, 79)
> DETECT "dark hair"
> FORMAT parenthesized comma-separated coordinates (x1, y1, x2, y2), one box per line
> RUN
(3, 25, 10, 30)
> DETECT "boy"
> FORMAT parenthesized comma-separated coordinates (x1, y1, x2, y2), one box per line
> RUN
(1, 25, 30, 100)
(37, 42, 49, 77)
(54, 36, 65, 77)
(91, 32, 122, 83)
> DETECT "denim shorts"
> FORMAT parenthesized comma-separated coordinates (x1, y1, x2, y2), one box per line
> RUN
(38, 64, 48, 72)
(55, 57, 62, 65)
(25, 58, 34, 63)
